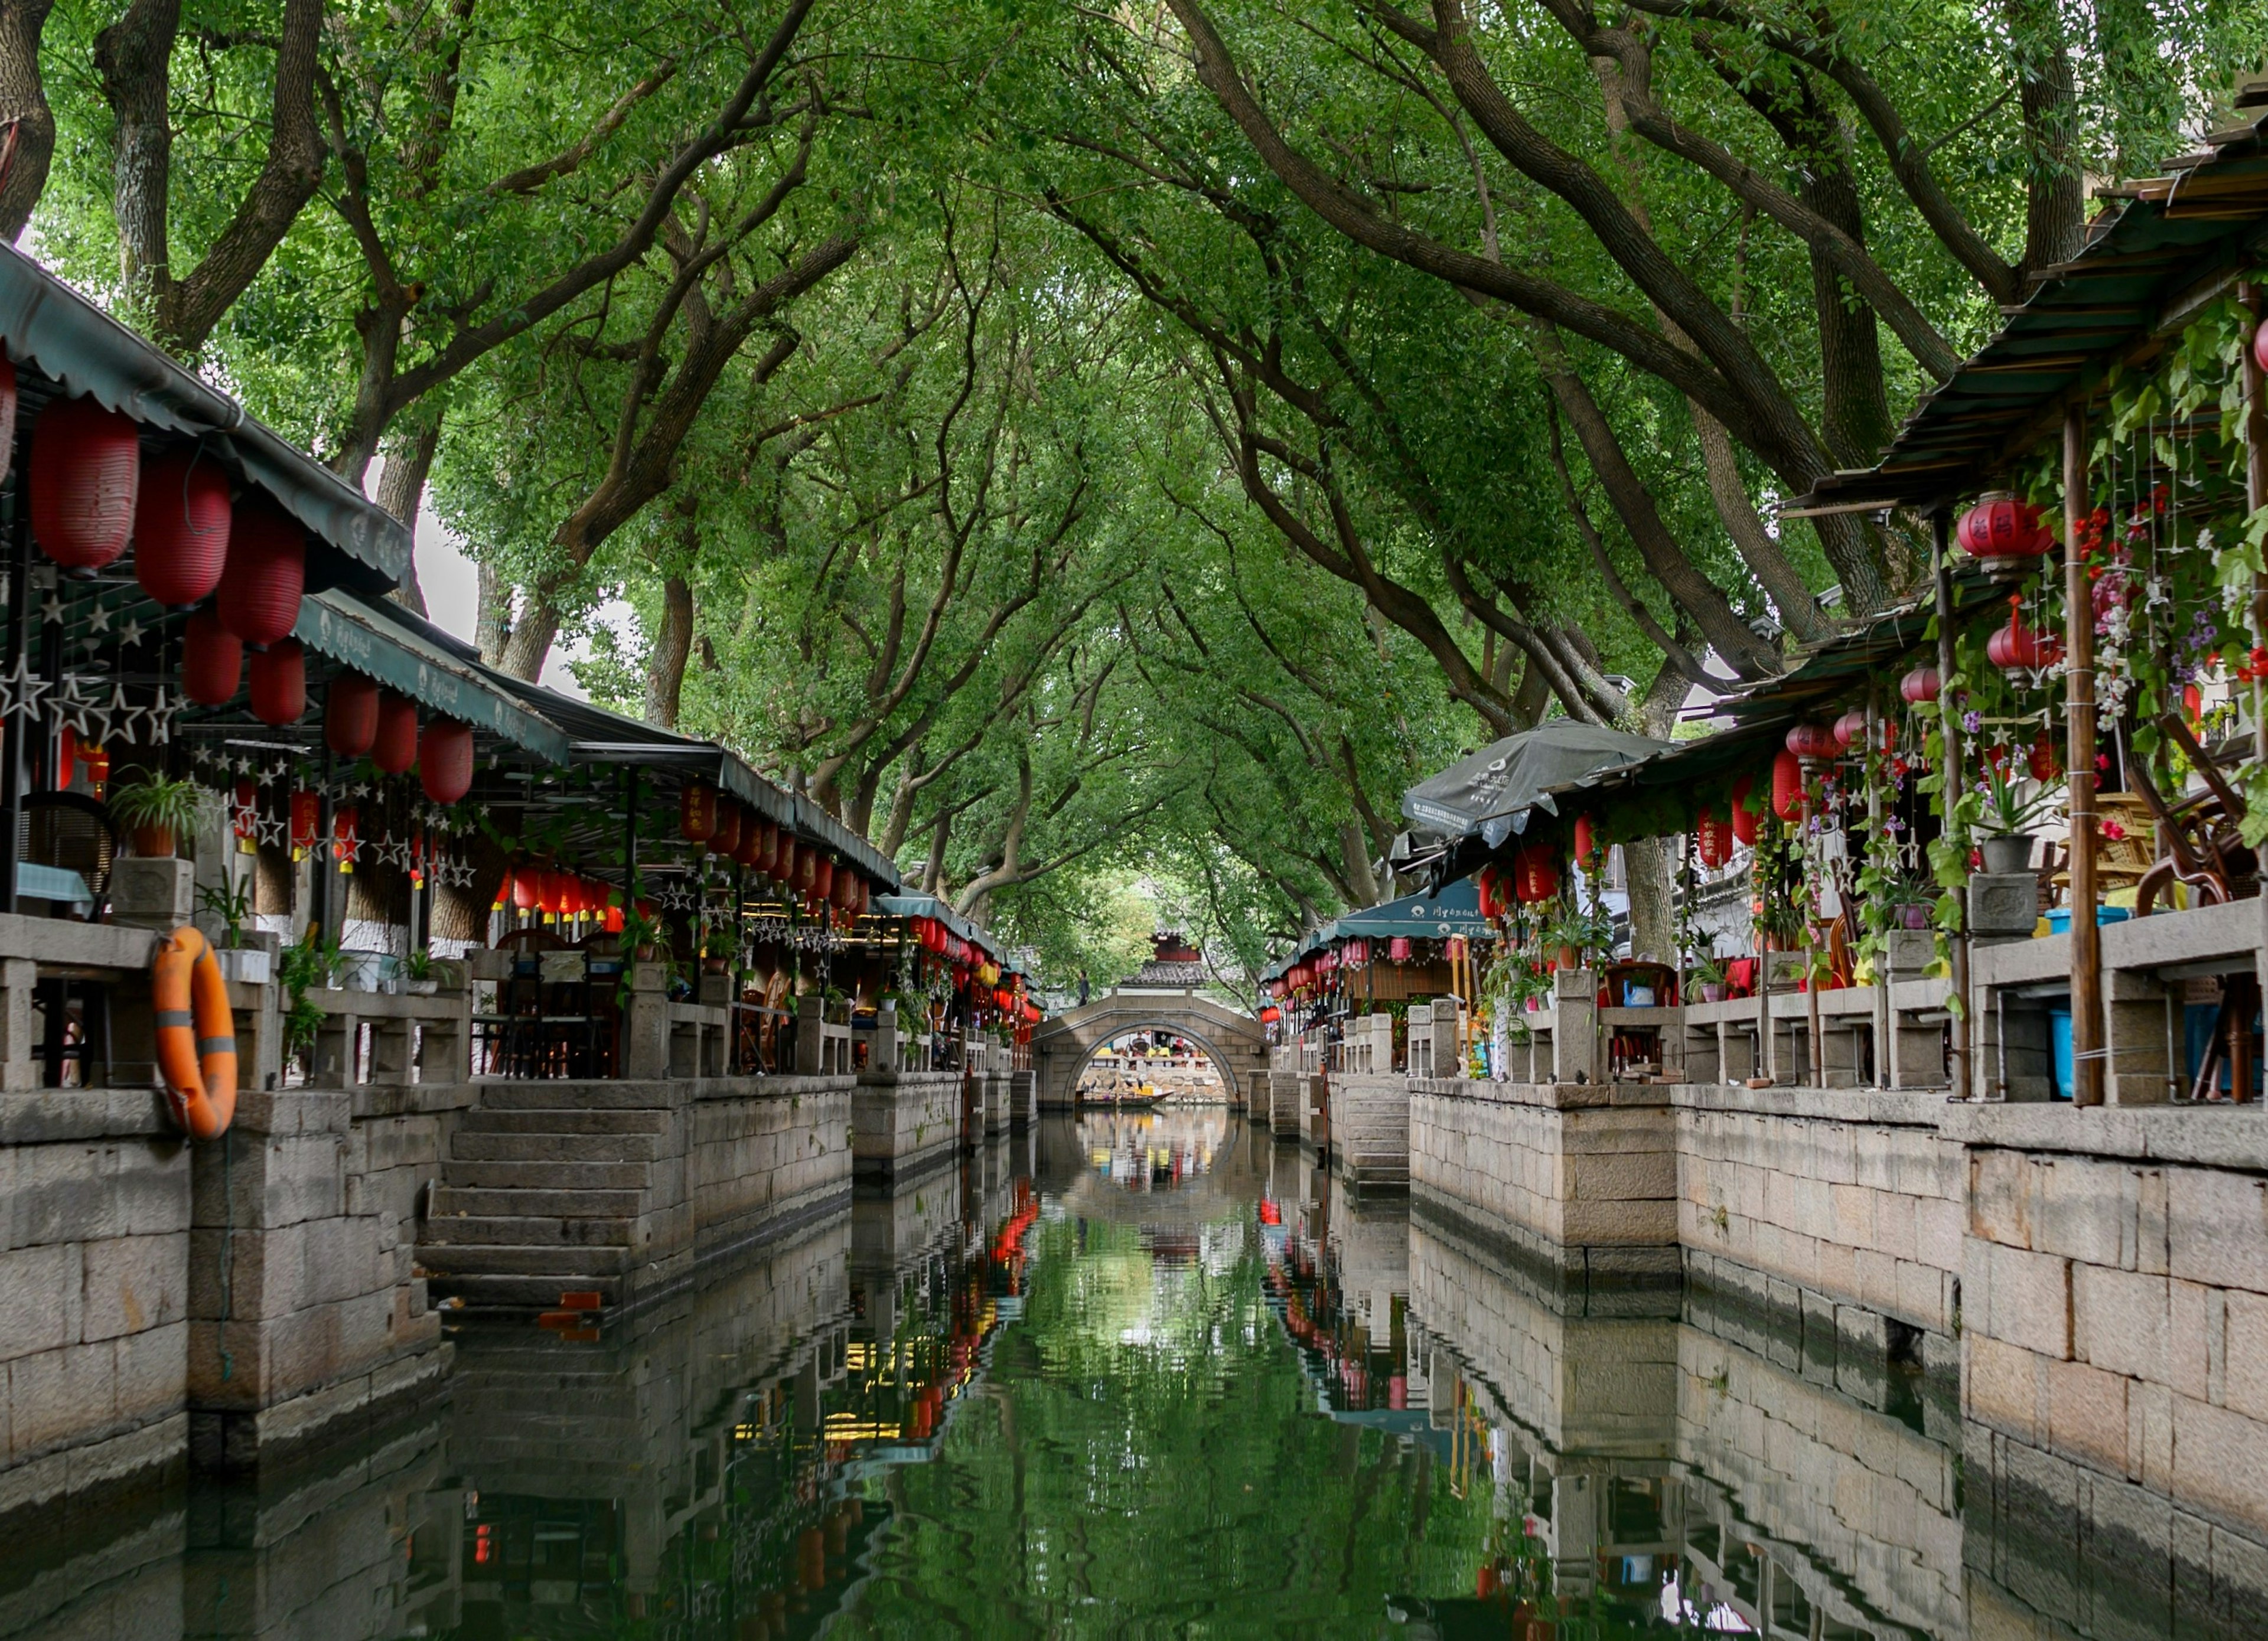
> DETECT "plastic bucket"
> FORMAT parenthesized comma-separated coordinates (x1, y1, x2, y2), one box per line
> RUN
(2049, 1007, 2074, 1100)
(2044, 905, 2133, 936)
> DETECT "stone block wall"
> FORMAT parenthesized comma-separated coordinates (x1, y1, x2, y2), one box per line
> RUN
(1676, 1084, 1964, 1349)
(1951, 1104, 2268, 1586)
(1410, 1078, 1678, 1286)
(188, 1089, 449, 1472)
(687, 1076, 853, 1260)
(851, 1071, 962, 1177)
(1266, 1071, 1303, 1133)
(0, 1092, 190, 1517)
(1329, 1073, 1411, 1186)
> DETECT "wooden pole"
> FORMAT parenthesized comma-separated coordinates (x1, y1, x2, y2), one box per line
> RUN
(2244, 282, 2267, 1105)
(2065, 405, 2104, 1105)
(1803, 780, 1824, 1086)
(1932, 512, 1972, 1100)
(1868, 687, 1891, 1088)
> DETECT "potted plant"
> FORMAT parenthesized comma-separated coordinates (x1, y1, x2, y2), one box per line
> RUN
(1970, 746, 2058, 875)
(110, 773, 208, 858)
(194, 877, 272, 983)
(278, 929, 331, 1072)
(403, 950, 454, 996)
(1687, 952, 1729, 1004)
(1543, 906, 1614, 971)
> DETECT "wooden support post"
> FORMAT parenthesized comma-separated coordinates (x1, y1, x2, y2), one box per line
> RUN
(1867, 689, 1890, 1089)
(1933, 511, 1972, 1101)
(2246, 280, 2268, 1106)
(2065, 405, 2104, 1106)
(1802, 781, 1823, 1087)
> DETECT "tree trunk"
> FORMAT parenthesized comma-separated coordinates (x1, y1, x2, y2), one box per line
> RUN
(645, 575, 693, 728)
(93, 0, 177, 312)
(497, 598, 559, 682)
(376, 415, 441, 618)
(474, 563, 513, 667)
(1692, 409, 1828, 642)
(1621, 661, 1691, 962)
(0, 1, 58, 241)
(2005, 0, 2084, 276)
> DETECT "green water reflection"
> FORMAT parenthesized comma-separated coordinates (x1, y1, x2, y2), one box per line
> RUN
(2, 1107, 2251, 1638)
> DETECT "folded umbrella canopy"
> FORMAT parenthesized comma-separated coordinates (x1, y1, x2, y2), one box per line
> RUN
(1399, 722, 1669, 844)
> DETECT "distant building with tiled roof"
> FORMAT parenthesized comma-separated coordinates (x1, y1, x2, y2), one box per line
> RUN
(1119, 932, 1205, 992)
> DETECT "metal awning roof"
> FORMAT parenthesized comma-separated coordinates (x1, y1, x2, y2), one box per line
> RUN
(0, 245, 410, 588)
(1263, 876, 1496, 978)
(874, 892, 1009, 962)
(1794, 103, 2268, 516)
(295, 591, 571, 761)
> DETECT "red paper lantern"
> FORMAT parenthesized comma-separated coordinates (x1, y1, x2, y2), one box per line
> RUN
(751, 818, 779, 876)
(2254, 316, 2268, 376)
(709, 800, 743, 860)
(810, 855, 835, 903)
(1475, 866, 1499, 919)
(604, 901, 624, 934)
(420, 719, 474, 804)
(1986, 606, 2062, 673)
(1387, 937, 1413, 963)
(232, 779, 256, 844)
(180, 607, 242, 706)
(1957, 492, 2052, 560)
(1900, 667, 1941, 705)
(82, 745, 108, 797)
(332, 804, 359, 867)
(1771, 747, 1805, 821)
(30, 395, 139, 570)
(680, 782, 718, 844)
(1514, 840, 1559, 905)
(133, 448, 231, 606)
(1344, 938, 1370, 967)
(249, 638, 307, 725)
(511, 868, 540, 912)
(1731, 774, 1761, 845)
(775, 834, 799, 889)
(1696, 811, 1733, 869)
(372, 690, 419, 774)
(793, 846, 818, 895)
(732, 811, 762, 868)
(0, 357, 15, 488)
(1785, 721, 1840, 762)
(325, 672, 379, 756)
(216, 495, 305, 647)
(1573, 813, 1603, 871)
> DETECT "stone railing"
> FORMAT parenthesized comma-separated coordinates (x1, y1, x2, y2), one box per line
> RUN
(793, 992, 854, 1076)
(1331, 1012, 1397, 1074)
(307, 984, 471, 1090)
(1407, 997, 1463, 1079)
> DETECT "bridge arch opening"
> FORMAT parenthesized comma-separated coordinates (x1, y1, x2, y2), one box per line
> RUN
(1031, 997, 1265, 1113)
(1075, 1025, 1227, 1105)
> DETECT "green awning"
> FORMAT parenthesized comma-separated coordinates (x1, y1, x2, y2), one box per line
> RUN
(295, 591, 572, 761)
(0, 246, 410, 588)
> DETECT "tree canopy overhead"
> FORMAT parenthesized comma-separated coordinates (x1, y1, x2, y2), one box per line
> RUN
(9, 0, 2260, 981)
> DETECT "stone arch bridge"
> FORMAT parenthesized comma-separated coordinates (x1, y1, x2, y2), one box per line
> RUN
(1030, 993, 1267, 1112)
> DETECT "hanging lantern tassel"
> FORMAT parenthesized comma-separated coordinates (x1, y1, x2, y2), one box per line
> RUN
(333, 805, 359, 874)
(409, 823, 426, 889)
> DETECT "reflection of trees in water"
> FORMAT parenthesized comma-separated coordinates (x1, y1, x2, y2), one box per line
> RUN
(1075, 1105, 1232, 1193)
(835, 1215, 1491, 1634)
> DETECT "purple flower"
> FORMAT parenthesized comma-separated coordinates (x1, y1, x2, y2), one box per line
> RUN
(1962, 710, 1983, 734)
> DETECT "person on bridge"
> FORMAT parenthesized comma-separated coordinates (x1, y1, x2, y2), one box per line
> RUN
(1077, 970, 1090, 1006)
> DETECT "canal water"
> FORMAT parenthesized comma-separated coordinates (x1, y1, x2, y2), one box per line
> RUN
(0, 1107, 2147, 1638)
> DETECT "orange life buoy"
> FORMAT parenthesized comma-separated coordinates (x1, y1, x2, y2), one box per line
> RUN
(154, 925, 236, 1140)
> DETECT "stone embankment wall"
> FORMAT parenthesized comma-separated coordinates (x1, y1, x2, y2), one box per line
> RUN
(1409, 1078, 1679, 1287)
(1953, 1104, 2268, 1609)
(1328, 1073, 1413, 1186)
(1677, 1085, 1964, 1356)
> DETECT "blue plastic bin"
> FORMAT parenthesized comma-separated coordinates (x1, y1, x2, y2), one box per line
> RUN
(2049, 1007, 2074, 1100)
(2044, 905, 2133, 935)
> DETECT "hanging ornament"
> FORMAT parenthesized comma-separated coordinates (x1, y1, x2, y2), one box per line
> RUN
(181, 608, 243, 707)
(419, 719, 474, 804)
(1899, 667, 1942, 706)
(2027, 730, 2060, 783)
(290, 789, 321, 859)
(1987, 599, 2063, 674)
(775, 834, 800, 890)
(249, 638, 307, 725)
(511, 868, 540, 914)
(332, 805, 359, 873)
(30, 396, 139, 570)
(1514, 839, 1559, 905)
(408, 823, 426, 889)
(809, 854, 835, 905)
(752, 817, 780, 877)
(214, 495, 305, 647)
(1696, 810, 1733, 869)
(1387, 937, 1413, 964)
(134, 449, 232, 606)
(82, 744, 107, 798)
(372, 690, 419, 774)
(731, 811, 762, 869)
(233, 780, 258, 853)
(324, 673, 379, 757)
